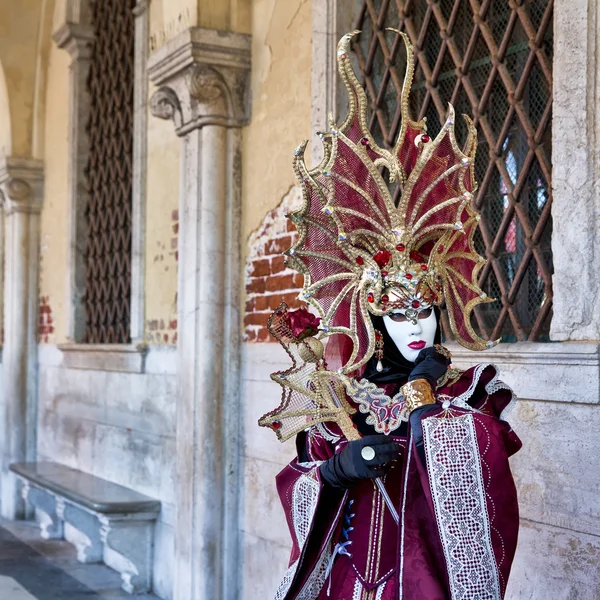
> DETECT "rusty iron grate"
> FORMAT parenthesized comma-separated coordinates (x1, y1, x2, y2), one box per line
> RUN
(353, 0, 553, 342)
(84, 0, 136, 343)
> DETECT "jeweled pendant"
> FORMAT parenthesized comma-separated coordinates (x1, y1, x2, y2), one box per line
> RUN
(376, 359, 383, 373)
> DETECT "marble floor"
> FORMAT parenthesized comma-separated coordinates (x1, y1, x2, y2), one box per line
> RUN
(0, 519, 158, 599)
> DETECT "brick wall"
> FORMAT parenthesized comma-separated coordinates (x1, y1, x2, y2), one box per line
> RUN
(244, 187, 304, 342)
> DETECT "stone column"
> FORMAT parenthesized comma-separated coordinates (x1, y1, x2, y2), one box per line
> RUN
(52, 21, 93, 343)
(550, 0, 600, 341)
(0, 157, 44, 520)
(148, 28, 250, 600)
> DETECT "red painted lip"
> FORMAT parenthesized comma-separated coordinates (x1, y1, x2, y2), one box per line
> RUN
(408, 341, 427, 350)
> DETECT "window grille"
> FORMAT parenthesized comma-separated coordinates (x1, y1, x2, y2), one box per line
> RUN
(84, 0, 136, 343)
(353, 0, 553, 342)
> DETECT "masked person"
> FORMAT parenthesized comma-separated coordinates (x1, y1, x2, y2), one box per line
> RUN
(260, 31, 521, 600)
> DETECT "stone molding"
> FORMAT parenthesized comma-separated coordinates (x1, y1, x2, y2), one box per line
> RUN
(148, 27, 251, 133)
(0, 157, 44, 215)
(52, 21, 94, 59)
(57, 343, 149, 374)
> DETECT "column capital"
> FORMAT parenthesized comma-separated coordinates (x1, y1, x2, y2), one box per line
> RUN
(0, 157, 44, 215)
(148, 27, 251, 134)
(53, 21, 94, 60)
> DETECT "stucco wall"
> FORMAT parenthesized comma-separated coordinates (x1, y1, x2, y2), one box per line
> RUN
(39, 25, 70, 345)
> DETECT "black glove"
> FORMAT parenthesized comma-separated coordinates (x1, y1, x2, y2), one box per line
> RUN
(319, 435, 400, 489)
(408, 346, 451, 388)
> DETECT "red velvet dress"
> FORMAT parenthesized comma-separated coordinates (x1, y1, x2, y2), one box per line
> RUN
(273, 365, 521, 600)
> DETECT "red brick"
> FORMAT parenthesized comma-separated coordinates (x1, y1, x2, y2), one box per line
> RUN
(265, 273, 295, 292)
(293, 273, 304, 288)
(172, 210, 179, 221)
(245, 329, 257, 342)
(172, 223, 179, 234)
(169, 319, 177, 330)
(246, 277, 266, 294)
(286, 218, 297, 233)
(271, 255, 287, 274)
(253, 295, 268, 311)
(244, 312, 269, 327)
(257, 327, 272, 342)
(245, 298, 255, 313)
(250, 258, 271, 278)
(282, 291, 302, 307)
(265, 235, 293, 256)
(266, 294, 284, 310)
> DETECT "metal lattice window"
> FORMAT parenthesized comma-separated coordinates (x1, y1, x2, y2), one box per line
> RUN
(84, 0, 135, 343)
(353, 0, 553, 342)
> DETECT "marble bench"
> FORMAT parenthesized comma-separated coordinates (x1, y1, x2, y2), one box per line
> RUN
(10, 462, 161, 594)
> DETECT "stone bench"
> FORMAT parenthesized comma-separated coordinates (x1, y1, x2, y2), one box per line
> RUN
(10, 462, 161, 594)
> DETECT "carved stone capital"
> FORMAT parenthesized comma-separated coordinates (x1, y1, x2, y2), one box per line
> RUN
(0, 157, 44, 216)
(148, 27, 251, 134)
(53, 21, 94, 60)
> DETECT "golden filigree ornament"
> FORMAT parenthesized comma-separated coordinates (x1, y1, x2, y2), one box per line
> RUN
(285, 30, 498, 376)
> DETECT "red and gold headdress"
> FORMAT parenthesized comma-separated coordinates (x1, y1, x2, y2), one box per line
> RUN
(286, 30, 496, 375)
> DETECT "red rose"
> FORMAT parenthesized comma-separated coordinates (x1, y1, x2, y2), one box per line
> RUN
(285, 308, 321, 340)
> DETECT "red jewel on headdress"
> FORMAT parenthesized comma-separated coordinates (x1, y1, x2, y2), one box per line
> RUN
(360, 137, 370, 146)
(381, 294, 389, 303)
(420, 134, 431, 144)
(405, 273, 413, 280)
(381, 270, 388, 277)
(367, 292, 375, 303)
(421, 264, 428, 271)
(396, 243, 405, 251)
(410, 250, 424, 262)
(412, 300, 421, 309)
(438, 245, 444, 253)
(272, 420, 282, 430)
(356, 256, 364, 265)
(375, 331, 382, 340)
(373, 249, 391, 268)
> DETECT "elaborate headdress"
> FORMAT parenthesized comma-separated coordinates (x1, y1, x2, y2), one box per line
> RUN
(287, 30, 495, 376)
(259, 30, 496, 444)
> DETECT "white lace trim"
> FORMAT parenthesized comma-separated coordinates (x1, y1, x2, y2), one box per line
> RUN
(292, 473, 320, 549)
(375, 580, 387, 600)
(352, 578, 362, 600)
(274, 472, 322, 600)
(274, 560, 301, 600)
(314, 422, 342, 444)
(451, 363, 516, 415)
(296, 541, 332, 599)
(423, 414, 502, 600)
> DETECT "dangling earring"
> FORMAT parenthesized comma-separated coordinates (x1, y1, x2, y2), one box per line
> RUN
(375, 330, 384, 372)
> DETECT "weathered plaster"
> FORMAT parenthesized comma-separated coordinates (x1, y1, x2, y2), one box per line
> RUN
(0, 0, 46, 157)
(38, 26, 72, 344)
(241, 0, 312, 255)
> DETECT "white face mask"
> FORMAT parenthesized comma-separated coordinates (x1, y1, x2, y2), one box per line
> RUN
(382, 306, 437, 363)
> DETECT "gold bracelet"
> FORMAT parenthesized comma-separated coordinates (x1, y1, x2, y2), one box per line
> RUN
(401, 378, 436, 413)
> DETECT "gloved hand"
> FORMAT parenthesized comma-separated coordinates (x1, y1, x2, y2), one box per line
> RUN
(319, 435, 400, 489)
(408, 345, 451, 388)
